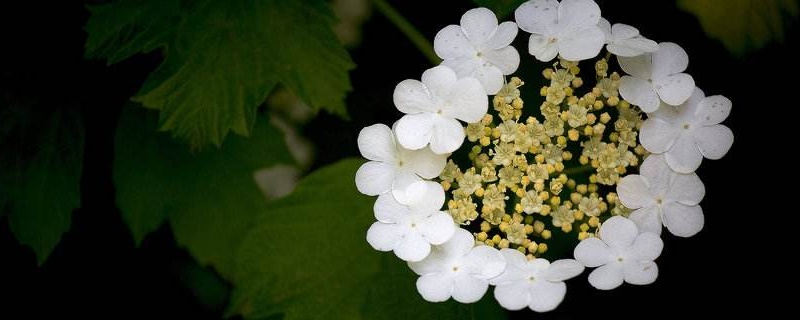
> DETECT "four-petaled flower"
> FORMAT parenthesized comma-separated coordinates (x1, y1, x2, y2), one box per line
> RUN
(434, 7, 520, 95)
(409, 229, 506, 303)
(574, 216, 663, 290)
(618, 42, 695, 112)
(515, 0, 605, 62)
(597, 18, 659, 57)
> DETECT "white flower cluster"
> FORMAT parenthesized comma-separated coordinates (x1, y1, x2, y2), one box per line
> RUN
(355, 0, 732, 312)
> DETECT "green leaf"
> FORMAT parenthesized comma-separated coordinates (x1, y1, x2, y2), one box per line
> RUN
(228, 159, 507, 319)
(85, 0, 354, 147)
(679, 0, 799, 56)
(472, 0, 527, 19)
(0, 108, 83, 265)
(113, 105, 294, 278)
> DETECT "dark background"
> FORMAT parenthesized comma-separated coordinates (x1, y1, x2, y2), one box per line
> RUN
(1, 0, 789, 318)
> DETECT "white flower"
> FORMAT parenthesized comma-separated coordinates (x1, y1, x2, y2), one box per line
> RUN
(490, 249, 583, 312)
(617, 42, 695, 112)
(639, 88, 733, 173)
(355, 124, 447, 196)
(597, 18, 659, 57)
(434, 7, 520, 95)
(574, 216, 663, 290)
(393, 65, 488, 154)
(617, 155, 705, 237)
(409, 228, 506, 303)
(367, 181, 456, 262)
(514, 0, 605, 62)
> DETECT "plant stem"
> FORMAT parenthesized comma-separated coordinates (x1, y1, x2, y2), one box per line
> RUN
(372, 0, 441, 65)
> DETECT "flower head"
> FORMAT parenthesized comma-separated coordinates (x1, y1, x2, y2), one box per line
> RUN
(515, 0, 605, 62)
(490, 249, 583, 312)
(435, 7, 520, 94)
(574, 216, 663, 290)
(409, 228, 506, 303)
(393, 65, 488, 154)
(597, 18, 659, 57)
(639, 88, 733, 173)
(618, 42, 695, 112)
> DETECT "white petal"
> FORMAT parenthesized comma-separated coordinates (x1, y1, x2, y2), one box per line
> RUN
(629, 232, 663, 262)
(417, 273, 454, 302)
(616, 175, 655, 209)
(528, 280, 566, 312)
(557, 26, 605, 61)
(694, 125, 733, 160)
(542, 259, 584, 282)
(608, 37, 659, 57)
(357, 124, 396, 162)
(391, 170, 424, 202)
(611, 23, 639, 39)
(640, 118, 679, 153)
(573, 237, 611, 267)
(665, 171, 705, 206)
(402, 147, 447, 179)
(493, 283, 530, 310)
(598, 216, 638, 251)
(355, 161, 395, 196)
(597, 17, 611, 41)
(418, 212, 456, 245)
(651, 42, 689, 79)
(395, 232, 432, 262)
(442, 56, 480, 80)
(654, 73, 695, 106)
(623, 260, 658, 285)
(490, 249, 528, 285)
(618, 54, 652, 79)
(664, 134, 703, 173)
(430, 117, 466, 154)
(529, 34, 559, 62)
(452, 275, 489, 303)
(401, 180, 444, 210)
(695, 95, 732, 126)
(408, 248, 448, 275)
(588, 264, 624, 290)
(366, 222, 404, 252)
(628, 206, 662, 236)
(484, 45, 520, 75)
(442, 228, 477, 258)
(468, 64, 504, 95)
(638, 154, 672, 196)
(466, 245, 506, 278)
(619, 76, 659, 112)
(558, 0, 601, 27)
(444, 77, 488, 121)
(461, 7, 499, 47)
(374, 192, 408, 223)
(395, 113, 435, 150)
(393, 79, 435, 114)
(662, 202, 704, 237)
(515, 0, 558, 34)
(434, 25, 475, 60)
(485, 21, 519, 50)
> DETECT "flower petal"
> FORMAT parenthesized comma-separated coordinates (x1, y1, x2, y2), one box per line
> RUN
(402, 147, 447, 179)
(461, 7, 499, 47)
(355, 161, 395, 196)
(484, 45, 520, 75)
(588, 264, 624, 290)
(557, 26, 605, 61)
(628, 206, 662, 236)
(485, 21, 519, 50)
(651, 42, 689, 79)
(418, 212, 456, 245)
(617, 175, 656, 209)
(430, 116, 467, 154)
(467, 64, 505, 96)
(490, 249, 528, 285)
(654, 73, 695, 106)
(515, 0, 558, 34)
(598, 216, 638, 251)
(694, 125, 733, 160)
(466, 245, 506, 278)
(358, 124, 396, 162)
(529, 34, 559, 62)
(395, 113, 435, 150)
(662, 202, 704, 237)
(395, 232, 432, 262)
(619, 76, 659, 112)
(629, 232, 663, 262)
(665, 171, 705, 206)
(558, 0, 601, 28)
(597, 17, 611, 41)
(611, 23, 639, 39)
(391, 170, 424, 202)
(573, 237, 612, 267)
(640, 118, 679, 153)
(528, 280, 566, 312)
(664, 134, 703, 173)
(542, 259, 584, 282)
(623, 260, 658, 285)
(608, 37, 659, 57)
(618, 54, 652, 79)
(695, 95, 732, 126)
(421, 66, 458, 98)
(374, 192, 408, 223)
(445, 77, 488, 121)
(493, 283, 530, 310)
(394, 79, 435, 114)
(416, 272, 454, 302)
(408, 249, 448, 275)
(452, 274, 489, 303)
(434, 25, 475, 60)
(442, 228, 477, 259)
(366, 222, 404, 252)
(638, 154, 672, 196)
(401, 180, 444, 210)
